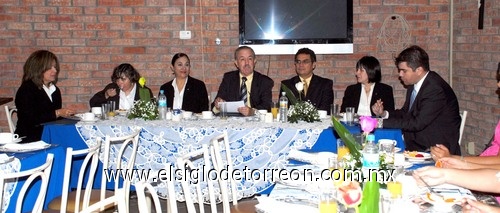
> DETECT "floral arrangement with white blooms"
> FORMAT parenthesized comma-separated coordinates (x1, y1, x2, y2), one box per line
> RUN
(281, 82, 320, 123)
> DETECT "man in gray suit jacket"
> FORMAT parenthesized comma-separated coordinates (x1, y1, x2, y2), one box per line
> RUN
(212, 46, 274, 116)
(372, 45, 461, 155)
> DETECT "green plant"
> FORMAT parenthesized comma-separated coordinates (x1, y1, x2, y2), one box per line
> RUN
(127, 99, 158, 120)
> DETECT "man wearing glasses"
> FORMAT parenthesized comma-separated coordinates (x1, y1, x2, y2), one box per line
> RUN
(280, 48, 334, 112)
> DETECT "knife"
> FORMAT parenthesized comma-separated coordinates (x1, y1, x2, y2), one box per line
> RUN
(417, 175, 444, 199)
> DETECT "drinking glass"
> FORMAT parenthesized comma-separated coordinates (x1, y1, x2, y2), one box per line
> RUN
(319, 191, 338, 213)
(345, 107, 355, 126)
(330, 103, 339, 117)
(387, 181, 403, 199)
(337, 139, 350, 161)
(220, 102, 227, 120)
(101, 103, 110, 120)
(271, 101, 279, 120)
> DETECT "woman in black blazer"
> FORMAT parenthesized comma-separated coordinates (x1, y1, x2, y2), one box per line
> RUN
(341, 56, 395, 116)
(15, 50, 75, 142)
(159, 53, 209, 113)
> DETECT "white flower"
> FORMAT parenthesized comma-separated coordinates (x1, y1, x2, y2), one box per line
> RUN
(295, 82, 304, 92)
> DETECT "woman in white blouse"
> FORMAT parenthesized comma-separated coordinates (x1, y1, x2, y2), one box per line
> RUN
(341, 56, 395, 116)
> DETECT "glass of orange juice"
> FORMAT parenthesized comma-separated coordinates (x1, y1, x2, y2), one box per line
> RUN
(319, 191, 338, 213)
(337, 139, 350, 160)
(270, 101, 279, 120)
(387, 181, 403, 199)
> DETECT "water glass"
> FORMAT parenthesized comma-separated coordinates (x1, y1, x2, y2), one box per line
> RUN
(330, 103, 339, 116)
(220, 102, 227, 120)
(345, 107, 355, 126)
(101, 103, 110, 120)
(108, 101, 116, 112)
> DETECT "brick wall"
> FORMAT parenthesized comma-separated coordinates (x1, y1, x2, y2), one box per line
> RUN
(0, 0, 497, 154)
(453, 0, 500, 154)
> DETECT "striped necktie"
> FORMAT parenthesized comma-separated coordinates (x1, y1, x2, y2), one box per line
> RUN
(240, 77, 248, 105)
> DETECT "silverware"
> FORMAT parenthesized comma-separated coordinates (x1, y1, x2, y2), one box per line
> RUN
(417, 175, 444, 199)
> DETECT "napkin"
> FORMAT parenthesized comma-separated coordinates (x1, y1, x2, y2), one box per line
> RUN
(287, 150, 336, 167)
(2, 140, 50, 151)
(255, 196, 319, 213)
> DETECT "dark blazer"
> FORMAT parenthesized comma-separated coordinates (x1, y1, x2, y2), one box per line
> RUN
(280, 75, 334, 112)
(383, 71, 461, 155)
(89, 83, 153, 109)
(15, 80, 62, 142)
(212, 70, 274, 111)
(341, 83, 395, 116)
(159, 76, 209, 113)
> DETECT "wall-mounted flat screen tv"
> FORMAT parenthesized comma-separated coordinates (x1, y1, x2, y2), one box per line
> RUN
(239, 0, 353, 55)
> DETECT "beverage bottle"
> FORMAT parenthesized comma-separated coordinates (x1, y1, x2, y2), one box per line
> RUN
(279, 91, 288, 123)
(362, 133, 379, 179)
(158, 90, 167, 120)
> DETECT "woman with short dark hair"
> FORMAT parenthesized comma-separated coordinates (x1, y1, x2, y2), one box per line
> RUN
(341, 56, 395, 116)
(89, 63, 153, 110)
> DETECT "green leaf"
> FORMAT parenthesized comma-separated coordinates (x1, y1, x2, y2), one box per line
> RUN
(280, 84, 298, 105)
(139, 88, 151, 102)
(331, 116, 362, 160)
(359, 172, 380, 213)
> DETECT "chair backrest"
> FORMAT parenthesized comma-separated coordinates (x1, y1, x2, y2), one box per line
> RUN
(59, 138, 102, 213)
(0, 153, 54, 213)
(459, 110, 468, 145)
(79, 188, 127, 213)
(4, 105, 17, 134)
(100, 128, 141, 210)
(177, 144, 217, 213)
(135, 172, 175, 213)
(210, 131, 238, 212)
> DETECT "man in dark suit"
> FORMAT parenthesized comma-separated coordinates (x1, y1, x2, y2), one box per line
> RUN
(372, 45, 461, 155)
(212, 46, 274, 116)
(281, 48, 333, 112)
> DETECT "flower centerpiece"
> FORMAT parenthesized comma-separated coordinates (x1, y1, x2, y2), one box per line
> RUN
(331, 116, 383, 213)
(281, 83, 320, 123)
(127, 77, 158, 120)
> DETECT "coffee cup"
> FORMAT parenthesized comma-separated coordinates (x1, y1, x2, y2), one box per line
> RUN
(318, 110, 327, 119)
(91, 107, 102, 115)
(0, 132, 19, 143)
(83, 112, 95, 121)
(202, 111, 213, 119)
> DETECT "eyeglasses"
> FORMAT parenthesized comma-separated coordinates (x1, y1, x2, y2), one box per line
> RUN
(294, 60, 312, 65)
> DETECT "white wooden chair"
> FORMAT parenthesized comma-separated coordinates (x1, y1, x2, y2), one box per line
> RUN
(47, 138, 102, 213)
(4, 105, 17, 134)
(78, 188, 127, 213)
(50, 128, 140, 213)
(209, 131, 238, 212)
(459, 110, 468, 145)
(177, 144, 217, 213)
(0, 153, 54, 213)
(135, 170, 177, 213)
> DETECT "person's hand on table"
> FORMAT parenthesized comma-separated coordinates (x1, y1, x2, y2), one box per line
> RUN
(431, 144, 451, 161)
(213, 97, 225, 110)
(56, 108, 76, 117)
(371, 99, 386, 117)
(105, 88, 117, 99)
(412, 166, 447, 187)
(438, 157, 472, 169)
(461, 198, 500, 213)
(238, 106, 254, 116)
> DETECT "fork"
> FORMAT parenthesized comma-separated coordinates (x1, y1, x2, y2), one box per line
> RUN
(417, 175, 444, 199)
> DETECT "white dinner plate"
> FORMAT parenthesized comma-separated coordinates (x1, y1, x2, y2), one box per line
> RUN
(0, 141, 51, 153)
(404, 151, 432, 161)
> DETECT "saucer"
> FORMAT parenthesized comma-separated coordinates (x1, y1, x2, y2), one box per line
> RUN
(0, 138, 22, 145)
(80, 118, 99, 123)
(201, 116, 214, 120)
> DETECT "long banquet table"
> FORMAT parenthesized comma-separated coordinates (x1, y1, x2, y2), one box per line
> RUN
(41, 115, 404, 202)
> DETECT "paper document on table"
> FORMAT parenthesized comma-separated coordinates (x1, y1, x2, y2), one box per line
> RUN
(219, 101, 245, 113)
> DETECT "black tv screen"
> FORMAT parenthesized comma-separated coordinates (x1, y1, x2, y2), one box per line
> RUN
(239, 0, 353, 55)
